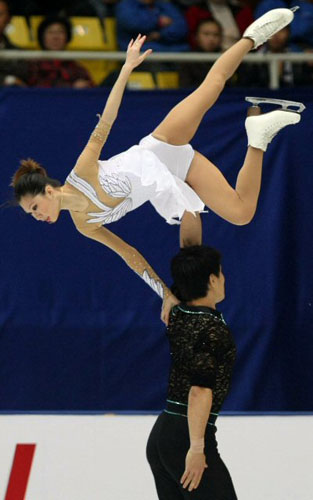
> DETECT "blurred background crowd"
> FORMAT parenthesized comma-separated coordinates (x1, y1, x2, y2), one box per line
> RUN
(1, 0, 313, 89)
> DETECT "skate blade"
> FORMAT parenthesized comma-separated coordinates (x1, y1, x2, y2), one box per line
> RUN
(291, 6, 299, 12)
(245, 96, 305, 113)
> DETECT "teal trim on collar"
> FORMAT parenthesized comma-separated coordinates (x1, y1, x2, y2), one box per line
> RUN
(176, 304, 226, 324)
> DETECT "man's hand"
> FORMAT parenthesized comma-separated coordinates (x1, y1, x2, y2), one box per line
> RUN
(180, 449, 208, 492)
(161, 293, 179, 325)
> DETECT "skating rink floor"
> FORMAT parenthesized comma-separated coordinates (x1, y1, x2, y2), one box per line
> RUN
(1, 414, 312, 499)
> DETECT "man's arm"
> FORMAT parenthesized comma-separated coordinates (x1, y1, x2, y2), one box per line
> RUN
(181, 386, 212, 492)
(161, 213, 202, 325)
(180, 212, 202, 248)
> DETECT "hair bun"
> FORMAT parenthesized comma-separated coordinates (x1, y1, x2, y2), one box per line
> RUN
(11, 158, 47, 187)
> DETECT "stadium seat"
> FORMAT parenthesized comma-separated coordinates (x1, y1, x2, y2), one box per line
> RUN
(156, 72, 179, 89)
(30, 16, 117, 52)
(29, 15, 43, 48)
(67, 17, 117, 51)
(5, 16, 34, 49)
(127, 72, 156, 90)
(80, 60, 119, 85)
(102, 17, 118, 51)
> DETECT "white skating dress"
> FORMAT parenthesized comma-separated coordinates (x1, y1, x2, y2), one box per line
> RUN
(66, 134, 204, 226)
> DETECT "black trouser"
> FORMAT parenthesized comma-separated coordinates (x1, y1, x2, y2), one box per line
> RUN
(147, 412, 238, 500)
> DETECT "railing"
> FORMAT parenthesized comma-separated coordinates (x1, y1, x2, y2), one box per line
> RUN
(1, 50, 313, 89)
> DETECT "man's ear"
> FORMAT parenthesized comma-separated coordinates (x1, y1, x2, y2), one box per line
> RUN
(208, 273, 215, 289)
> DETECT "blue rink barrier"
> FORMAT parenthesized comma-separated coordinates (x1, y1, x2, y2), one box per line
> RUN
(0, 87, 312, 412)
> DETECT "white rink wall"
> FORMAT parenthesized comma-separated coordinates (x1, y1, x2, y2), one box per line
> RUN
(0, 414, 312, 500)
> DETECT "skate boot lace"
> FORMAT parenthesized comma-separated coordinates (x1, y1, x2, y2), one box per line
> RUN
(249, 16, 282, 44)
(263, 118, 289, 143)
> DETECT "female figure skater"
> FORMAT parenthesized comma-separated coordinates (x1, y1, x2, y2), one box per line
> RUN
(11, 8, 303, 323)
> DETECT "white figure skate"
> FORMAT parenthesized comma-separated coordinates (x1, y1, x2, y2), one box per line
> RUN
(245, 96, 304, 151)
(243, 7, 299, 49)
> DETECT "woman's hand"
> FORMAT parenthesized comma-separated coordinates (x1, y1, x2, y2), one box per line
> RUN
(161, 293, 179, 325)
(124, 34, 153, 71)
(181, 449, 208, 492)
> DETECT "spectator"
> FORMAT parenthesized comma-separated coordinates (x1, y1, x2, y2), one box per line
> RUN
(9, 0, 69, 16)
(185, 0, 253, 50)
(173, 0, 204, 7)
(64, 0, 118, 18)
(116, 0, 189, 52)
(27, 16, 94, 88)
(236, 26, 311, 86)
(255, 0, 313, 50)
(10, 0, 118, 18)
(179, 18, 223, 87)
(0, 0, 28, 86)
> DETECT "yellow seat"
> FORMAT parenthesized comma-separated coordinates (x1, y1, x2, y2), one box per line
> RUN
(127, 72, 155, 90)
(29, 16, 44, 48)
(67, 17, 117, 51)
(156, 72, 179, 89)
(79, 60, 119, 85)
(5, 16, 33, 49)
(102, 17, 117, 51)
(30, 16, 117, 51)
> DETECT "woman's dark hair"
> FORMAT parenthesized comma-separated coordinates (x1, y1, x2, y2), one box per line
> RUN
(38, 16, 72, 49)
(11, 158, 61, 202)
(171, 245, 221, 302)
(195, 18, 223, 36)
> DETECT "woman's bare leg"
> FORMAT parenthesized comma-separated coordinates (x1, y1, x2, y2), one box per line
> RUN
(186, 147, 264, 225)
(150, 10, 297, 225)
(152, 38, 253, 145)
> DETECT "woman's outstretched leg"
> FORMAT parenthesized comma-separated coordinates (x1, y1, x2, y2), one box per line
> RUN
(152, 38, 253, 146)
(151, 8, 299, 225)
(186, 147, 264, 225)
(186, 106, 301, 225)
(152, 8, 295, 146)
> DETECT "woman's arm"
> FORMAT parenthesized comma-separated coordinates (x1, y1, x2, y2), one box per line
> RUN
(75, 34, 152, 171)
(75, 222, 177, 322)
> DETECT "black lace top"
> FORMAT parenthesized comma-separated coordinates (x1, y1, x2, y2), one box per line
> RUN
(167, 303, 237, 414)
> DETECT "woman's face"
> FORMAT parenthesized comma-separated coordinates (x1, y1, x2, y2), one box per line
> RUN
(43, 23, 68, 51)
(20, 186, 61, 224)
(196, 22, 222, 52)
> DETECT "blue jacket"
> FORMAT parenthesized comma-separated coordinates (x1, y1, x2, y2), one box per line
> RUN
(116, 0, 189, 52)
(255, 0, 313, 48)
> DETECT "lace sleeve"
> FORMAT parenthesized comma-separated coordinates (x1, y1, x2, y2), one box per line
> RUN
(189, 352, 217, 388)
(189, 329, 219, 388)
